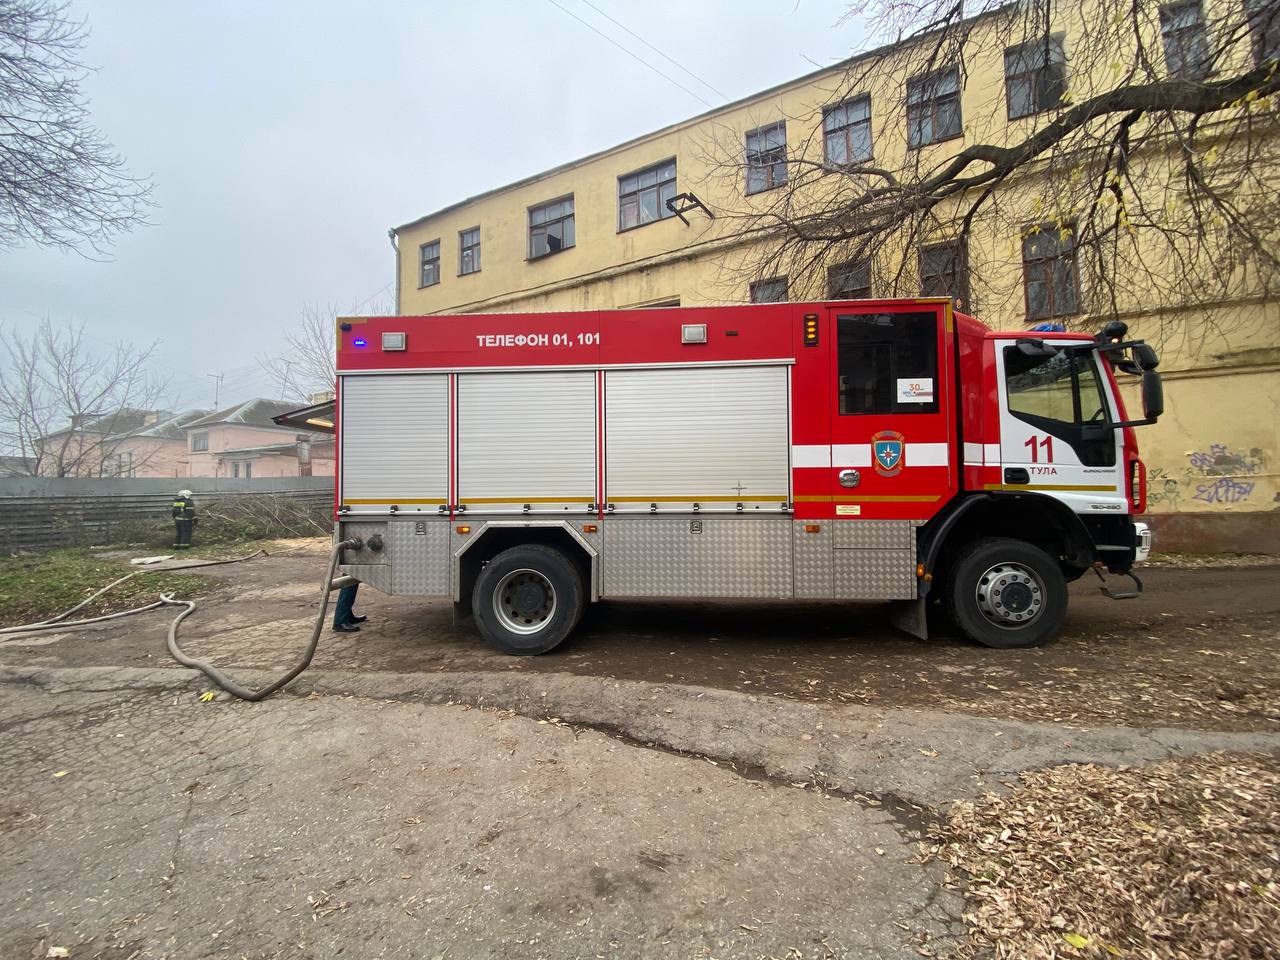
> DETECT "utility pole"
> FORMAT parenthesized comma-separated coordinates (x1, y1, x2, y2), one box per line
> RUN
(208, 373, 224, 408)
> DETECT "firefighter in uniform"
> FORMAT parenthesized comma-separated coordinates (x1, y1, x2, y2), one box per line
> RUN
(172, 489, 196, 549)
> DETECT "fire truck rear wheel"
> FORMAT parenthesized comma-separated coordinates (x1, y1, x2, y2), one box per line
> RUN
(946, 537, 1066, 649)
(472, 545, 585, 655)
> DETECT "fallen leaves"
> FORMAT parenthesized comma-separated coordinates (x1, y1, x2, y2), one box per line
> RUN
(926, 750, 1280, 959)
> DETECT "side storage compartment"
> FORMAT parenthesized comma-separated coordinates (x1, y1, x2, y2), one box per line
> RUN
(604, 364, 790, 513)
(340, 373, 448, 514)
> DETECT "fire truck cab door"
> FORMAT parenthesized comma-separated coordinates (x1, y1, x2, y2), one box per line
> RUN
(994, 338, 1127, 512)
(826, 305, 956, 520)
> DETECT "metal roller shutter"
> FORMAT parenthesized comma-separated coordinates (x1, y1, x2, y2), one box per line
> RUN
(340, 374, 448, 512)
(605, 365, 789, 512)
(458, 371, 596, 511)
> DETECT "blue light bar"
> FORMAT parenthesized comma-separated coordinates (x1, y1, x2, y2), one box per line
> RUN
(353, 337, 368, 347)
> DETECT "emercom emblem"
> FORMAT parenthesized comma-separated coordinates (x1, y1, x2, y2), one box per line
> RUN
(872, 430, 905, 477)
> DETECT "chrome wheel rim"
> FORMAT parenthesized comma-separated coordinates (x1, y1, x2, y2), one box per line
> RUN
(974, 561, 1045, 629)
(493, 568, 557, 635)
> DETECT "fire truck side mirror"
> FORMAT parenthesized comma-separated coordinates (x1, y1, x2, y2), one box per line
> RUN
(1141, 369, 1164, 421)
(1133, 343, 1159, 370)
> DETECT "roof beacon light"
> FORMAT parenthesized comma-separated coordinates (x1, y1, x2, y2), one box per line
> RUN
(353, 337, 368, 348)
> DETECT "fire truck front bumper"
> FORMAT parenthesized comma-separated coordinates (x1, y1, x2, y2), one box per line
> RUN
(1134, 521, 1152, 563)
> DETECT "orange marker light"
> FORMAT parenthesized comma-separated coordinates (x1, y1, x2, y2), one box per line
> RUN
(583, 524, 598, 533)
(456, 525, 471, 534)
(805, 524, 821, 533)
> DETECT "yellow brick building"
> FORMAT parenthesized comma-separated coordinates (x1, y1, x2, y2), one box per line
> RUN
(391, 3, 1279, 552)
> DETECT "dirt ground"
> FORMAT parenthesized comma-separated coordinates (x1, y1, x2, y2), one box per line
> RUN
(2, 542, 1277, 960)
(7, 540, 1277, 732)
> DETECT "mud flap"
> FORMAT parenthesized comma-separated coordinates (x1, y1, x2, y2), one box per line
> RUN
(452, 600, 473, 626)
(889, 598, 929, 640)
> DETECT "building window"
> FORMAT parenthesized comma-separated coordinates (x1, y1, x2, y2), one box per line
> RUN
(828, 260, 871, 299)
(745, 122, 787, 194)
(232, 461, 239, 479)
(419, 240, 441, 287)
(245, 462, 252, 479)
(906, 68, 962, 147)
(459, 227, 481, 275)
(749, 277, 788, 303)
(529, 196, 575, 259)
(919, 239, 970, 309)
(619, 159, 677, 230)
(1246, 0, 1278, 65)
(191, 433, 208, 452)
(1160, 2, 1211, 78)
(1022, 224, 1080, 320)
(1004, 38, 1066, 119)
(823, 96, 872, 165)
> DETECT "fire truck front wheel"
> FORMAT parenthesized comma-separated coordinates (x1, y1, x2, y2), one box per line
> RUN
(946, 538, 1067, 649)
(472, 544, 585, 655)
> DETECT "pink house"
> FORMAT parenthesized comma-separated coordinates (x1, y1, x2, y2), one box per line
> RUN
(184, 399, 335, 478)
(37, 409, 210, 478)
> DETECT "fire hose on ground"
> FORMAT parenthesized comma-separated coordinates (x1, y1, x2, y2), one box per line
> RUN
(0, 539, 359, 702)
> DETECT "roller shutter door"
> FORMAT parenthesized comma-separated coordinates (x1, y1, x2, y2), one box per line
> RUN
(458, 371, 597, 512)
(340, 374, 448, 513)
(605, 365, 789, 512)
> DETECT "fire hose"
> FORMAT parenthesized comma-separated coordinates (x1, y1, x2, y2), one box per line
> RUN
(1, 539, 359, 702)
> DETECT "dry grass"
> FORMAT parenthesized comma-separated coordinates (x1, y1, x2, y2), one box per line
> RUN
(928, 752, 1280, 959)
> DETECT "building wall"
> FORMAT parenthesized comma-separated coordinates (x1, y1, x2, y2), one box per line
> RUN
(186, 424, 326, 478)
(391, 0, 1278, 551)
(109, 437, 190, 478)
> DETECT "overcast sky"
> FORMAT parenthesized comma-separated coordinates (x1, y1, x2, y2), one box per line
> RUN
(0, 1, 864, 410)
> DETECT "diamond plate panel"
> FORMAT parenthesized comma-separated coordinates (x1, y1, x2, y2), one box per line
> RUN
(831, 520, 916, 550)
(792, 521, 833, 599)
(342, 562, 393, 594)
(385, 518, 450, 596)
(601, 517, 791, 598)
(834, 549, 917, 599)
(338, 521, 389, 565)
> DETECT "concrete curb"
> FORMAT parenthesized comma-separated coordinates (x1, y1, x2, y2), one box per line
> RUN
(5, 663, 1277, 808)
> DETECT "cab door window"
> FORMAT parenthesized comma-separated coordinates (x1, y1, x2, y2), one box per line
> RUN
(837, 312, 939, 415)
(1004, 346, 1114, 465)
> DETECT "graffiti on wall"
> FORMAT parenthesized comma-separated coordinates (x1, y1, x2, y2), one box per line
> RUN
(1187, 444, 1267, 476)
(1191, 477, 1255, 505)
(1146, 444, 1273, 511)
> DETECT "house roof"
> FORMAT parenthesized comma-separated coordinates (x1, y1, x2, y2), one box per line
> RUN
(186, 399, 313, 431)
(107, 409, 211, 442)
(42, 408, 175, 441)
(0, 455, 34, 477)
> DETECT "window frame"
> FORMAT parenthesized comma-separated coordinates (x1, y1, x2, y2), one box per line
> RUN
(745, 121, 788, 195)
(528, 195, 576, 260)
(1003, 36, 1067, 120)
(1021, 222, 1081, 321)
(906, 67, 963, 148)
(1245, 0, 1278, 65)
(918, 238, 970, 310)
(749, 277, 789, 303)
(191, 432, 209, 453)
(1159, 1, 1212, 79)
(459, 226, 481, 276)
(822, 95, 873, 166)
(419, 239, 441, 288)
(827, 259, 872, 299)
(836, 310, 941, 416)
(618, 158, 678, 232)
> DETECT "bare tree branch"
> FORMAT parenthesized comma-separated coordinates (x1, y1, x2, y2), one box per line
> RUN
(0, 0, 152, 252)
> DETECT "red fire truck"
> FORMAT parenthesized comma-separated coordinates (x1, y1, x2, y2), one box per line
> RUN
(332, 299, 1161, 654)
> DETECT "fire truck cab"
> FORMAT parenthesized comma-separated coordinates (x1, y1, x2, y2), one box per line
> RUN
(333, 299, 1162, 654)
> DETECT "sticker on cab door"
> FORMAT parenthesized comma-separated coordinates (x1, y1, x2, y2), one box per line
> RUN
(872, 430, 905, 477)
(896, 378, 934, 403)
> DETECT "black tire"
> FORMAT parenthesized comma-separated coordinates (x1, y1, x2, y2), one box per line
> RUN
(472, 544, 584, 655)
(945, 537, 1067, 649)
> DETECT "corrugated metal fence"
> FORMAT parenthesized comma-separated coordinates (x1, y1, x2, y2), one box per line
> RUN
(0, 477, 333, 553)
